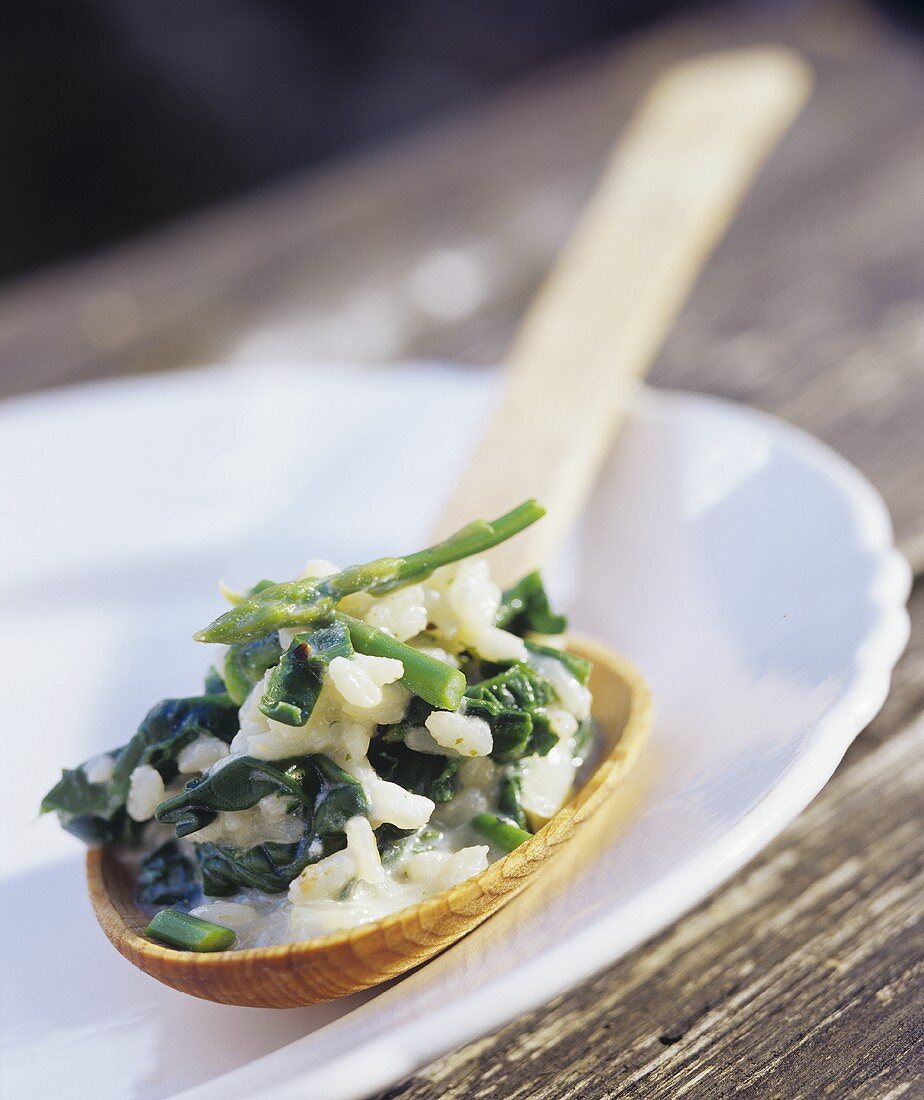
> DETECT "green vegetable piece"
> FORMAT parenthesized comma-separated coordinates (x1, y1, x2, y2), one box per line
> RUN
(223, 632, 283, 705)
(471, 812, 532, 852)
(338, 614, 466, 710)
(156, 753, 368, 840)
(260, 621, 353, 726)
(464, 663, 556, 763)
(572, 717, 595, 762)
(194, 500, 546, 645)
(525, 641, 592, 686)
(368, 738, 461, 802)
(41, 764, 109, 819)
(496, 571, 566, 635)
(40, 759, 142, 846)
(145, 908, 235, 951)
(498, 774, 530, 831)
(41, 692, 238, 847)
(195, 834, 341, 896)
(203, 666, 227, 694)
(376, 823, 443, 866)
(136, 841, 200, 909)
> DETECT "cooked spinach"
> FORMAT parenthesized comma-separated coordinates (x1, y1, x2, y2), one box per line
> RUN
(525, 641, 592, 686)
(41, 692, 238, 845)
(112, 693, 239, 790)
(223, 632, 283, 705)
(496, 571, 566, 635)
(259, 621, 353, 725)
(196, 835, 340, 896)
(169, 754, 368, 894)
(368, 738, 460, 803)
(498, 773, 530, 831)
(40, 756, 142, 845)
(376, 823, 444, 866)
(136, 841, 200, 909)
(203, 666, 227, 695)
(156, 753, 368, 839)
(464, 663, 557, 763)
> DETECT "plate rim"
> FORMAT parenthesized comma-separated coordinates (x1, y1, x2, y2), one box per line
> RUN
(172, 381, 911, 1100)
(3, 368, 911, 1100)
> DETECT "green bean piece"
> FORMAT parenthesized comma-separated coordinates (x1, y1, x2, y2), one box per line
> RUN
(194, 500, 545, 645)
(338, 614, 466, 710)
(145, 908, 236, 951)
(471, 812, 532, 852)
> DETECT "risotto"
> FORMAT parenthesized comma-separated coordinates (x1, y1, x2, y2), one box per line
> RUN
(42, 501, 595, 951)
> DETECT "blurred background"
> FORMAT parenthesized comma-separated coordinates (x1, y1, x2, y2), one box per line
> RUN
(2, 0, 921, 283)
(0, 0, 922, 564)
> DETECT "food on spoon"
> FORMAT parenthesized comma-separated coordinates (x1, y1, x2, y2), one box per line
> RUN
(42, 501, 595, 951)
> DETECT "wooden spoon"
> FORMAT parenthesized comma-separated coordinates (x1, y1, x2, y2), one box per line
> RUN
(88, 47, 811, 1007)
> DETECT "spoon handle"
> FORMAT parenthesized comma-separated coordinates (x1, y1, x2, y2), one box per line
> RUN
(434, 48, 811, 582)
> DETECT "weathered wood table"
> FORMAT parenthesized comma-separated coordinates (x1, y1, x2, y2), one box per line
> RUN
(1, 1, 920, 1095)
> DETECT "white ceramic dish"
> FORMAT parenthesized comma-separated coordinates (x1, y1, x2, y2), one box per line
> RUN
(0, 363, 909, 1100)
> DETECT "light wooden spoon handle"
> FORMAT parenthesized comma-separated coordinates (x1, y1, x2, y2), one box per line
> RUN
(435, 47, 811, 582)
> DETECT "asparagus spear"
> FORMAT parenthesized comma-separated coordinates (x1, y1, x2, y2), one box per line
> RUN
(471, 812, 532, 852)
(145, 909, 236, 951)
(338, 613, 466, 710)
(194, 500, 545, 646)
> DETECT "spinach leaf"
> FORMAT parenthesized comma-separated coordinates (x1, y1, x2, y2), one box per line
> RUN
(42, 764, 109, 818)
(496, 571, 566, 635)
(223, 632, 283, 705)
(195, 835, 337, 896)
(41, 757, 143, 845)
(156, 753, 368, 839)
(311, 755, 371, 835)
(376, 823, 442, 866)
(259, 621, 353, 726)
(203, 666, 227, 695)
(525, 641, 592, 687)
(136, 841, 200, 909)
(498, 773, 530, 831)
(175, 754, 369, 894)
(41, 692, 238, 846)
(377, 696, 433, 743)
(464, 663, 557, 763)
(110, 693, 239, 795)
(367, 738, 460, 803)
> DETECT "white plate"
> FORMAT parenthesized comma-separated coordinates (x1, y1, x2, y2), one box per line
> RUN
(0, 363, 909, 1100)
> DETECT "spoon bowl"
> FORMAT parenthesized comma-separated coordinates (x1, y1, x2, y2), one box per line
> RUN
(86, 635, 651, 1007)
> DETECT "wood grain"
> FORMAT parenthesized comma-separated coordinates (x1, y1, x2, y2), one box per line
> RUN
(435, 49, 810, 583)
(375, 580, 924, 1100)
(86, 639, 651, 1007)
